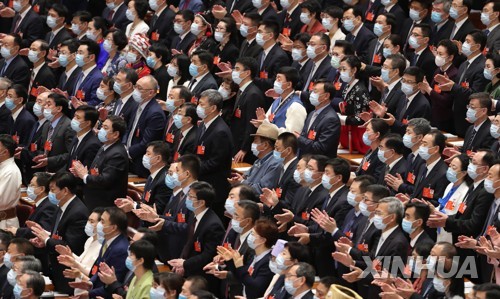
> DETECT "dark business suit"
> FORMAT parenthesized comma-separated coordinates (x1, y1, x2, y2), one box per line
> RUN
(182, 208, 225, 294)
(45, 27, 72, 49)
(400, 16, 434, 53)
(10, 108, 36, 147)
(409, 231, 433, 254)
(411, 159, 449, 206)
(239, 39, 262, 60)
(44, 116, 76, 173)
(112, 94, 138, 127)
(391, 92, 431, 135)
(298, 104, 341, 158)
(188, 73, 218, 100)
(260, 5, 278, 22)
(229, 82, 264, 155)
(10, 8, 45, 49)
(141, 166, 171, 215)
(102, 3, 130, 31)
(47, 197, 89, 294)
(263, 158, 301, 217)
(196, 116, 234, 217)
(231, 252, 274, 299)
(449, 19, 476, 42)
(381, 3, 407, 34)
(170, 32, 197, 53)
(89, 234, 130, 298)
(486, 25, 500, 54)
(127, 99, 167, 178)
(377, 158, 409, 193)
(380, 81, 404, 116)
(20, 119, 49, 184)
(278, 5, 302, 39)
(66, 131, 101, 170)
(171, 126, 198, 161)
(461, 118, 496, 154)
(0, 104, 10, 134)
(430, 19, 454, 46)
(299, 56, 334, 112)
(345, 25, 376, 64)
(451, 55, 488, 137)
(158, 191, 192, 262)
(226, 0, 254, 14)
(74, 66, 103, 107)
(147, 7, 175, 47)
(0, 55, 30, 88)
(429, 65, 458, 133)
(290, 185, 329, 227)
(16, 197, 57, 239)
(84, 142, 129, 210)
(57, 67, 82, 99)
(28, 63, 57, 103)
(407, 47, 437, 85)
(355, 148, 384, 180)
(255, 43, 290, 93)
(396, 152, 425, 195)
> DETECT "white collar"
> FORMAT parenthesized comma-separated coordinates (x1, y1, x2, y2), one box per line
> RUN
(203, 115, 219, 130)
(380, 225, 399, 241)
(473, 119, 487, 131)
(387, 156, 403, 170)
(12, 107, 23, 121)
(239, 80, 252, 92)
(283, 157, 297, 172)
(60, 195, 76, 215)
(387, 78, 401, 91)
(65, 64, 78, 76)
(150, 167, 161, 180)
(410, 230, 424, 247)
(426, 157, 441, 172)
(454, 17, 468, 30)
(351, 24, 363, 37)
(329, 184, 345, 198)
(467, 53, 482, 65)
(77, 130, 90, 143)
(309, 182, 321, 192)
(195, 207, 209, 223)
(81, 64, 96, 77)
(19, 5, 31, 19)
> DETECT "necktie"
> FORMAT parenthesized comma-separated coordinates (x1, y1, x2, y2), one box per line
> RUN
(303, 63, 316, 92)
(463, 184, 475, 206)
(176, 132, 184, 153)
(48, 32, 54, 45)
(127, 106, 143, 147)
(484, 29, 490, 36)
(0, 62, 7, 76)
(60, 72, 68, 88)
(481, 202, 498, 236)
(385, 164, 390, 176)
(450, 24, 458, 39)
(166, 116, 174, 134)
(29, 70, 35, 92)
(13, 15, 21, 33)
(229, 0, 236, 13)
(100, 242, 109, 257)
(70, 137, 79, 156)
(74, 72, 85, 94)
(52, 208, 62, 234)
(114, 99, 123, 116)
(375, 236, 385, 256)
(188, 78, 197, 90)
(307, 111, 318, 131)
(458, 61, 470, 83)
(181, 217, 197, 258)
(372, 41, 382, 64)
(412, 54, 419, 66)
(28, 121, 40, 144)
(407, 153, 415, 165)
(199, 123, 207, 140)
(107, 9, 115, 21)
(151, 14, 158, 28)
(381, 87, 390, 103)
(91, 147, 104, 169)
(259, 52, 266, 70)
(241, 41, 249, 57)
(465, 128, 477, 152)
(181, 0, 191, 10)
(399, 98, 410, 120)
(47, 125, 54, 142)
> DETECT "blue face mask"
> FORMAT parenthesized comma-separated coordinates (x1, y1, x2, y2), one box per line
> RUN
(359, 201, 370, 216)
(418, 146, 432, 161)
(179, 294, 188, 299)
(142, 155, 152, 170)
(98, 128, 108, 143)
(185, 198, 196, 211)
(362, 132, 372, 146)
(408, 36, 420, 49)
(381, 68, 391, 83)
(403, 134, 415, 148)
(409, 8, 421, 21)
(462, 42, 473, 56)
(343, 19, 355, 32)
(321, 174, 333, 190)
(48, 191, 60, 206)
(383, 47, 392, 59)
(466, 107, 478, 123)
(303, 169, 315, 184)
(4, 253, 13, 268)
(347, 191, 357, 206)
(125, 256, 136, 271)
(13, 283, 22, 299)
(58, 54, 69, 67)
(231, 219, 244, 233)
(449, 7, 459, 20)
(373, 23, 384, 37)
(225, 198, 236, 215)
(7, 269, 17, 286)
(196, 105, 207, 119)
(113, 82, 123, 95)
(467, 163, 480, 180)
(173, 114, 184, 129)
(75, 54, 86, 67)
(146, 56, 157, 68)
(165, 174, 176, 189)
(373, 215, 387, 230)
(446, 168, 459, 183)
(431, 11, 443, 23)
(269, 260, 281, 274)
(490, 124, 500, 139)
(70, 119, 82, 133)
(166, 99, 176, 112)
(189, 63, 199, 77)
(484, 69, 494, 80)
(377, 149, 388, 163)
(273, 150, 285, 163)
(5, 98, 16, 110)
(26, 186, 38, 200)
(33, 103, 43, 117)
(150, 287, 165, 299)
(251, 143, 261, 157)
(284, 279, 298, 295)
(293, 169, 302, 184)
(401, 82, 415, 96)
(402, 219, 416, 234)
(246, 233, 258, 249)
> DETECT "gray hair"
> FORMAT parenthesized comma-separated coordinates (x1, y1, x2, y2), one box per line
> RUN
(379, 197, 404, 223)
(23, 270, 45, 297)
(295, 262, 316, 288)
(17, 256, 42, 273)
(407, 118, 431, 136)
(433, 0, 452, 13)
(200, 89, 223, 110)
(0, 77, 12, 90)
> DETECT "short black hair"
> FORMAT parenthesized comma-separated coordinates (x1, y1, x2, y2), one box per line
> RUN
(9, 84, 27, 104)
(107, 115, 127, 138)
(473, 283, 500, 299)
(178, 154, 201, 180)
(386, 34, 402, 49)
(119, 67, 140, 85)
(50, 3, 68, 19)
(50, 172, 77, 195)
(315, 79, 335, 99)
(186, 276, 208, 292)
(478, 149, 496, 168)
(24, 270, 45, 297)
(0, 229, 13, 250)
(353, 175, 376, 193)
(79, 39, 101, 60)
(104, 206, 128, 234)
(413, 23, 431, 38)
(48, 92, 70, 116)
(73, 10, 92, 23)
(244, 12, 262, 27)
(260, 20, 280, 40)
(365, 184, 391, 202)
(413, 241, 433, 258)
(437, 39, 458, 59)
(468, 29, 487, 51)
(33, 172, 51, 194)
(180, 102, 199, 125)
(177, 9, 195, 22)
(426, 129, 446, 153)
(173, 85, 193, 103)
(302, 0, 322, 20)
(190, 181, 216, 208)
(237, 200, 260, 222)
(236, 184, 258, 202)
(277, 132, 298, 154)
(314, 32, 331, 50)
(191, 290, 215, 299)
(91, 16, 108, 35)
(346, 6, 364, 21)
(0, 134, 16, 156)
(369, 118, 390, 138)
(149, 43, 171, 65)
(133, 0, 149, 20)
(381, 13, 396, 32)
(404, 66, 425, 83)
(382, 133, 405, 155)
(192, 50, 213, 71)
(323, 5, 343, 20)
(135, 227, 159, 246)
(75, 105, 99, 128)
(285, 242, 311, 263)
(108, 28, 128, 51)
(156, 272, 184, 295)
(332, 40, 355, 55)
(340, 55, 361, 77)
(386, 54, 406, 76)
(60, 38, 80, 53)
(405, 202, 431, 225)
(129, 239, 156, 270)
(326, 158, 350, 184)
(148, 141, 170, 163)
(254, 218, 279, 248)
(10, 238, 35, 256)
(293, 32, 311, 47)
(236, 57, 258, 79)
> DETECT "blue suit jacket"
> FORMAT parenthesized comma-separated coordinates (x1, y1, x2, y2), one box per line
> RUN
(10, 108, 36, 147)
(231, 252, 274, 299)
(89, 234, 129, 298)
(127, 99, 167, 177)
(77, 66, 103, 107)
(346, 25, 376, 64)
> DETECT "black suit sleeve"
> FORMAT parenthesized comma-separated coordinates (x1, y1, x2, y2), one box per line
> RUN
(85, 150, 128, 188)
(444, 191, 493, 236)
(183, 220, 225, 274)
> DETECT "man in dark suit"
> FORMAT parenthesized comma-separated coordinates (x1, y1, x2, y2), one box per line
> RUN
(87, 207, 130, 298)
(283, 263, 316, 299)
(387, 66, 431, 136)
(461, 93, 496, 153)
(44, 4, 72, 49)
(410, 130, 449, 206)
(72, 115, 128, 210)
(343, 6, 377, 64)
(399, 0, 433, 53)
(27, 40, 57, 105)
(171, 102, 198, 162)
(0, 78, 11, 135)
(28, 172, 88, 294)
(195, 90, 234, 217)
(448, 0, 476, 42)
(370, 54, 406, 116)
(161, 85, 188, 154)
(254, 20, 290, 93)
(1, 238, 34, 299)
(168, 182, 225, 293)
(55, 39, 82, 100)
(126, 75, 167, 178)
(230, 57, 265, 164)
(9, 0, 45, 49)
(0, 34, 30, 88)
(403, 202, 433, 253)
(170, 10, 196, 53)
(429, 0, 454, 46)
(406, 24, 437, 85)
(112, 67, 139, 127)
(225, 0, 254, 15)
(379, 0, 407, 34)
(0, 232, 11, 288)
(238, 13, 263, 60)
(483, 1, 500, 54)
(32, 93, 75, 173)
(376, 134, 409, 193)
(254, 0, 278, 22)
(437, 30, 489, 137)
(296, 80, 340, 158)
(7, 84, 36, 148)
(299, 33, 333, 112)
(278, 0, 302, 39)
(187, 50, 218, 100)
(72, 40, 103, 107)
(102, 0, 130, 31)
(7, 172, 56, 239)
(147, 0, 175, 46)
